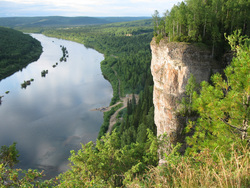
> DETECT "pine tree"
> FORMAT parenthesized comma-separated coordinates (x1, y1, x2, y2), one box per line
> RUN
(186, 31, 250, 155)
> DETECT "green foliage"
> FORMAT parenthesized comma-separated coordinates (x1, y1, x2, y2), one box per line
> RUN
(179, 73, 199, 116)
(0, 143, 56, 187)
(226, 29, 248, 51)
(154, 0, 250, 57)
(98, 103, 123, 139)
(57, 130, 158, 187)
(186, 32, 250, 155)
(0, 27, 42, 80)
(118, 83, 156, 147)
(152, 10, 160, 36)
(136, 123, 148, 143)
(0, 142, 19, 169)
(0, 165, 44, 188)
(101, 56, 120, 105)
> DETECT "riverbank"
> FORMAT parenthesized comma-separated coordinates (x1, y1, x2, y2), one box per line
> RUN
(90, 94, 139, 133)
(106, 94, 139, 133)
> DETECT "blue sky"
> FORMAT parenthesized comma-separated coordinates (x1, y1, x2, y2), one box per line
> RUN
(0, 0, 180, 17)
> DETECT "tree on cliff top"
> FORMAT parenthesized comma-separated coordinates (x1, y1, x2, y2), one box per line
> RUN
(153, 0, 250, 57)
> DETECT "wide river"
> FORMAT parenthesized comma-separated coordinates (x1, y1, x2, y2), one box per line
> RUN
(0, 34, 112, 178)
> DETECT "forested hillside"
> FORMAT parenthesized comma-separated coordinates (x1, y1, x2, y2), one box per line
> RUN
(0, 27, 42, 80)
(0, 0, 249, 186)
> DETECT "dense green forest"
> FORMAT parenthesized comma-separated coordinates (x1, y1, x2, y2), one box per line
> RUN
(0, 27, 42, 80)
(153, 0, 250, 58)
(1, 0, 250, 186)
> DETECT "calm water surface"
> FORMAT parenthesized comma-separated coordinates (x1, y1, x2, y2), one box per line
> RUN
(0, 34, 112, 178)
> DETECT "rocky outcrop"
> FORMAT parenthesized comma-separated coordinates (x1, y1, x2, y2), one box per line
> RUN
(150, 38, 221, 162)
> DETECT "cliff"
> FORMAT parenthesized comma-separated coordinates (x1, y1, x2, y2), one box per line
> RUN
(150, 38, 221, 162)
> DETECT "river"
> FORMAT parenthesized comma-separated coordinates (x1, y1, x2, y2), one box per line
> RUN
(0, 34, 112, 178)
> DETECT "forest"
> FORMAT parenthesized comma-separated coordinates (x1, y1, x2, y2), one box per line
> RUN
(153, 0, 250, 59)
(1, 0, 250, 186)
(0, 27, 42, 81)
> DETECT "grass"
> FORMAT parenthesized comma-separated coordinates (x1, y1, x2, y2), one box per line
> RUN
(126, 143, 250, 188)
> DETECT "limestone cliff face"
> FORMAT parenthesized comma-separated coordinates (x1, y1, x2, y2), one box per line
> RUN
(150, 38, 221, 147)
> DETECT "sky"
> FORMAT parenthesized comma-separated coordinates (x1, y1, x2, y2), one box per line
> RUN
(0, 0, 181, 17)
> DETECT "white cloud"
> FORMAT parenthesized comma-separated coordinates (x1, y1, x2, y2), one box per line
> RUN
(2, 0, 115, 6)
(0, 0, 180, 17)
(130, 0, 174, 2)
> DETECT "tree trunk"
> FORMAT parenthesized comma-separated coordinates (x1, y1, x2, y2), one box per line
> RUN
(212, 42, 214, 58)
(242, 119, 248, 140)
(242, 94, 250, 140)
(177, 21, 179, 36)
(243, 11, 247, 35)
(173, 22, 175, 37)
(180, 24, 182, 35)
(188, 95, 192, 115)
(203, 17, 206, 38)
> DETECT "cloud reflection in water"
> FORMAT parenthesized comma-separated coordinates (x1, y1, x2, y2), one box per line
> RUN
(0, 34, 112, 178)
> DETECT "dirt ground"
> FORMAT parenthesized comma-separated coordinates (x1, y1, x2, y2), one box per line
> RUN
(90, 94, 139, 133)
(90, 65, 139, 134)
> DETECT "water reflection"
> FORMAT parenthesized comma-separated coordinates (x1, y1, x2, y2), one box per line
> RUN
(0, 34, 112, 178)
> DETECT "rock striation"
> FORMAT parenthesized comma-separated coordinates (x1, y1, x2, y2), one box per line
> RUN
(150, 38, 221, 162)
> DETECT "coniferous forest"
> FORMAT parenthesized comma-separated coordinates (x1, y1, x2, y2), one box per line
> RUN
(0, 0, 250, 187)
(153, 0, 250, 58)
